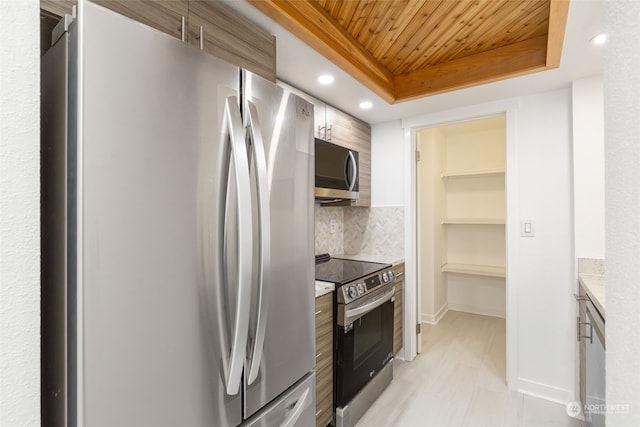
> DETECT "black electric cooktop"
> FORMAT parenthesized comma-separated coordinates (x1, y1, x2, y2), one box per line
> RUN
(315, 254, 390, 286)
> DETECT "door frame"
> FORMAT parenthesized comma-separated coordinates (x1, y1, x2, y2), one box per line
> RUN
(402, 98, 518, 390)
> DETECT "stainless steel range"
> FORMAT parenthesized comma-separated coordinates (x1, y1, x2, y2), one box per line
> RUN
(315, 255, 396, 427)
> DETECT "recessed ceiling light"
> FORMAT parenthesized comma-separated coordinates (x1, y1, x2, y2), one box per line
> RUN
(317, 74, 334, 85)
(359, 101, 373, 109)
(591, 33, 607, 45)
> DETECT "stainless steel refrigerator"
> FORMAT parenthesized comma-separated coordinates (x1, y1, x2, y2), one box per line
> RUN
(41, 1, 315, 426)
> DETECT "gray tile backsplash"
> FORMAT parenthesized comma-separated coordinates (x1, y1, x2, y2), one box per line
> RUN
(578, 258, 605, 275)
(315, 205, 404, 257)
(314, 205, 344, 255)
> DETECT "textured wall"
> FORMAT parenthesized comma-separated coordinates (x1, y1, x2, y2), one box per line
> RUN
(572, 76, 605, 259)
(604, 1, 640, 425)
(343, 207, 404, 256)
(314, 205, 404, 257)
(0, 1, 41, 425)
(515, 88, 574, 403)
(314, 205, 344, 255)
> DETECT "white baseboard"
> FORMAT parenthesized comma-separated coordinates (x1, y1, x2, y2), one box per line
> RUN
(447, 303, 506, 319)
(421, 303, 448, 325)
(518, 378, 573, 405)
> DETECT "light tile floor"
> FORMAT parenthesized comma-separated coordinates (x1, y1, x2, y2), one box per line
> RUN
(355, 311, 583, 427)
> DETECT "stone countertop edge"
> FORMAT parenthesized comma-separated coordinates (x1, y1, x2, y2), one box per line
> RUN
(315, 280, 335, 298)
(333, 253, 405, 266)
(578, 273, 606, 319)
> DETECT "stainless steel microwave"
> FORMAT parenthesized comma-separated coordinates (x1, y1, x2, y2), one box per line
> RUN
(315, 138, 359, 201)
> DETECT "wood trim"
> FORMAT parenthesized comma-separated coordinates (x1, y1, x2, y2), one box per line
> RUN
(247, 0, 395, 103)
(546, 0, 570, 68)
(394, 35, 548, 102)
(41, 0, 75, 17)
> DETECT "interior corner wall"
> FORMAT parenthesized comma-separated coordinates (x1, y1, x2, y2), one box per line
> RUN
(0, 1, 41, 425)
(572, 76, 605, 260)
(371, 120, 404, 207)
(514, 88, 575, 403)
(604, 1, 640, 425)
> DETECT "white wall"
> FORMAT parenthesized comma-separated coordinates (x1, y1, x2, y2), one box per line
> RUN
(371, 120, 404, 207)
(417, 128, 448, 323)
(0, 1, 41, 426)
(604, 1, 640, 425)
(514, 89, 575, 403)
(572, 76, 605, 259)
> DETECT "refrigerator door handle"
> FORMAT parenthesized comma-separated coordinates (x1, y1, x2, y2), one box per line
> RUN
(222, 96, 253, 395)
(245, 100, 271, 385)
(280, 386, 311, 427)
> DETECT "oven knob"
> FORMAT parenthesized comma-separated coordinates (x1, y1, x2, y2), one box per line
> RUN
(356, 283, 365, 295)
(348, 286, 358, 298)
(388, 271, 395, 281)
(382, 272, 389, 282)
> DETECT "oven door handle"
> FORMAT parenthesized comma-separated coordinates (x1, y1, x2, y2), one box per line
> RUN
(346, 286, 395, 322)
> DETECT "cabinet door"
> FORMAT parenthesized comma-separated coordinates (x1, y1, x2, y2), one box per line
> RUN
(349, 117, 371, 207)
(314, 102, 327, 140)
(315, 293, 333, 427)
(324, 105, 352, 147)
(188, 0, 276, 82)
(392, 264, 404, 356)
(92, 0, 188, 40)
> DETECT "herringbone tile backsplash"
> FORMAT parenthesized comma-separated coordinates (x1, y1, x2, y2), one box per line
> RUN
(314, 206, 345, 255)
(315, 205, 404, 256)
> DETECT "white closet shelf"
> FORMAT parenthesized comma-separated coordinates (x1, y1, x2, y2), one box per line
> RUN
(441, 168, 505, 178)
(441, 218, 505, 225)
(441, 263, 506, 278)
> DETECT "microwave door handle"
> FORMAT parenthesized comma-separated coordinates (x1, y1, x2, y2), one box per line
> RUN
(221, 96, 253, 396)
(245, 101, 271, 385)
(345, 150, 357, 191)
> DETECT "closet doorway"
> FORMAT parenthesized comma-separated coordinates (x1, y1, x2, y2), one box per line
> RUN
(416, 115, 507, 381)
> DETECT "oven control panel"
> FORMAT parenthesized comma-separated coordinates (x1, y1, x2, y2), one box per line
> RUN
(338, 269, 395, 304)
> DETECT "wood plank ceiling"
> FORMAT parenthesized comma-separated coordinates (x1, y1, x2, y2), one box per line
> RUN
(248, 0, 570, 104)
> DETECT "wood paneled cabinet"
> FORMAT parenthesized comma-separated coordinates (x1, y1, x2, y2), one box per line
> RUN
(276, 82, 372, 207)
(392, 263, 404, 356)
(187, 0, 275, 82)
(317, 104, 372, 207)
(40, 0, 276, 82)
(315, 293, 333, 427)
(92, 0, 187, 40)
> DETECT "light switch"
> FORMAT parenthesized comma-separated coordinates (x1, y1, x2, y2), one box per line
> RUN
(521, 219, 535, 237)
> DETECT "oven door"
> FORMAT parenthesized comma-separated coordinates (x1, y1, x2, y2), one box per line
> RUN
(335, 286, 394, 407)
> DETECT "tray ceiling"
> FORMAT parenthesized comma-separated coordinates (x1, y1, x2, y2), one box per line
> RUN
(248, 0, 570, 104)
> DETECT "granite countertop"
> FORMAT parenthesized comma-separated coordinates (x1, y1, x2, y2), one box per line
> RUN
(578, 273, 606, 319)
(315, 280, 335, 298)
(333, 253, 405, 266)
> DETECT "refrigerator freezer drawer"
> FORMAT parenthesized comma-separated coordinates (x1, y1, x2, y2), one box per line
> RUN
(242, 372, 316, 427)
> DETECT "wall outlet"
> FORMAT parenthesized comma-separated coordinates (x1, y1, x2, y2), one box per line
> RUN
(521, 219, 535, 237)
(330, 219, 336, 234)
